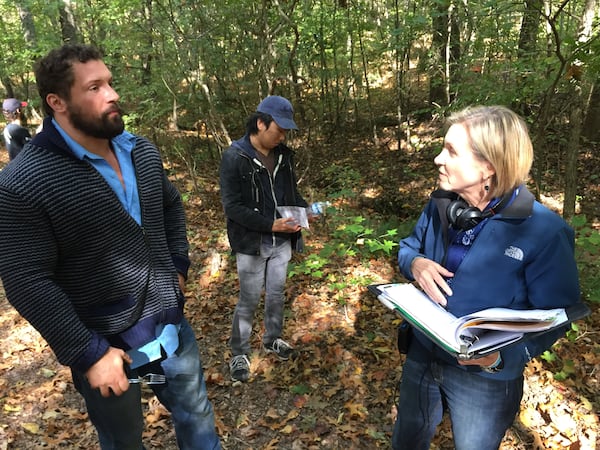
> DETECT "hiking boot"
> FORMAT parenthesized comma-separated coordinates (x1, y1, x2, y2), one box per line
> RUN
(263, 338, 295, 360)
(229, 354, 250, 382)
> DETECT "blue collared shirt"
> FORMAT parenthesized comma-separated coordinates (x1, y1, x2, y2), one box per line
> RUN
(52, 119, 179, 369)
(52, 118, 141, 225)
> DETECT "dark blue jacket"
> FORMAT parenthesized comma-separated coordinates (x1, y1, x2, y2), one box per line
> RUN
(219, 134, 307, 255)
(398, 186, 581, 380)
(3, 122, 31, 160)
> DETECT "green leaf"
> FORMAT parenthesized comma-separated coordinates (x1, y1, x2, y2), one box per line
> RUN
(290, 384, 310, 395)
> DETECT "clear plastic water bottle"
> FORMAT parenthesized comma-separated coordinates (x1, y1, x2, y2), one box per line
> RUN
(309, 201, 331, 215)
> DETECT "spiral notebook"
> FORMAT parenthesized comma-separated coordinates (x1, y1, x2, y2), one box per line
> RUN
(369, 282, 590, 359)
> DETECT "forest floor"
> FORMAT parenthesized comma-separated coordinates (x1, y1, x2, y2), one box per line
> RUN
(1, 119, 599, 450)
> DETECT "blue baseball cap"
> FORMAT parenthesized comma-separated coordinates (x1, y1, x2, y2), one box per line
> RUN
(2, 98, 27, 113)
(256, 96, 298, 130)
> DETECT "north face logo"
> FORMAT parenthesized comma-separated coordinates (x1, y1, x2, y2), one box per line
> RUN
(504, 246, 524, 261)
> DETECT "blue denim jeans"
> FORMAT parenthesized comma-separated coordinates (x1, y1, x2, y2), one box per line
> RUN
(72, 319, 221, 450)
(392, 355, 523, 450)
(230, 240, 292, 355)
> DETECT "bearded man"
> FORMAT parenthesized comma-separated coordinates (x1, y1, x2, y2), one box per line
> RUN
(0, 44, 220, 450)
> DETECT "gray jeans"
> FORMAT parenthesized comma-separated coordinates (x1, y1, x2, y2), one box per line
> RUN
(230, 240, 292, 356)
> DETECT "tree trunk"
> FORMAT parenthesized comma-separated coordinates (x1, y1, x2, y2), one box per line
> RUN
(16, 3, 36, 46)
(581, 0, 599, 142)
(563, 91, 582, 220)
(273, 0, 302, 115)
(141, 0, 153, 86)
(429, 0, 449, 106)
(514, 0, 543, 116)
(394, 0, 411, 145)
(2, 77, 15, 99)
(356, 12, 377, 144)
(582, 80, 600, 141)
(562, 0, 596, 219)
(518, 0, 543, 57)
(59, 0, 79, 43)
(448, 2, 460, 102)
(530, 5, 568, 199)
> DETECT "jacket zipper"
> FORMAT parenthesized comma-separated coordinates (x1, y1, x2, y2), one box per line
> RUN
(251, 157, 262, 203)
(244, 150, 285, 249)
(268, 154, 283, 246)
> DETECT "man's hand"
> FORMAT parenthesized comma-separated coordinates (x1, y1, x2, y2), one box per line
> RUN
(307, 213, 320, 223)
(410, 257, 454, 306)
(85, 347, 133, 397)
(458, 351, 499, 368)
(178, 273, 186, 294)
(272, 217, 301, 233)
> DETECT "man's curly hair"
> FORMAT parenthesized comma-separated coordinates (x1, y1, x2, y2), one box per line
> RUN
(34, 44, 103, 117)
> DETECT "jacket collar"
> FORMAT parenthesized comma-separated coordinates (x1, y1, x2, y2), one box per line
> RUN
(30, 116, 76, 158)
(231, 134, 255, 157)
(500, 185, 534, 219)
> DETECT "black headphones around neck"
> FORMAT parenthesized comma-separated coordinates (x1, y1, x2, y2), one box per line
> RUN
(447, 192, 512, 231)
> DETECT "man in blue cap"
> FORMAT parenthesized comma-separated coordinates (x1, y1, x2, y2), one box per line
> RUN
(2, 98, 31, 160)
(219, 96, 308, 382)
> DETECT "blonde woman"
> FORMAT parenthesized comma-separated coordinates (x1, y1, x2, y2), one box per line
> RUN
(393, 106, 581, 449)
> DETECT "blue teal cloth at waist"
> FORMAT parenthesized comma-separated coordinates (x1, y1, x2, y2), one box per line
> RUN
(127, 323, 181, 368)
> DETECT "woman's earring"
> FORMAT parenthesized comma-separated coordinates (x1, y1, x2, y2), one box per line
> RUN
(484, 184, 490, 191)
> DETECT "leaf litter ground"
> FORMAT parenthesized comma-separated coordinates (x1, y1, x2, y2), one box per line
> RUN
(1, 123, 599, 449)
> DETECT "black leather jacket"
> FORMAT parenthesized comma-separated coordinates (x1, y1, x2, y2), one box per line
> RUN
(219, 134, 308, 255)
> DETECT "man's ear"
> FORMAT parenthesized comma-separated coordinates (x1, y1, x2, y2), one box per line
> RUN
(46, 94, 66, 113)
(256, 118, 268, 132)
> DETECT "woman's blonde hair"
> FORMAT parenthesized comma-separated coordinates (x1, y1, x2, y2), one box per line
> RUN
(446, 105, 533, 198)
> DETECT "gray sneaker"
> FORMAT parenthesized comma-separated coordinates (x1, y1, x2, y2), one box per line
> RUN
(229, 354, 250, 382)
(263, 338, 295, 360)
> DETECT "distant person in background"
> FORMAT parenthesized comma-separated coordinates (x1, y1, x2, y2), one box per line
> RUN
(2, 98, 31, 160)
(0, 44, 220, 450)
(219, 96, 310, 383)
(393, 105, 581, 450)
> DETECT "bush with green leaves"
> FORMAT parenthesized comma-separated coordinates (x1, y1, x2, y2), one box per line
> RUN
(288, 203, 417, 304)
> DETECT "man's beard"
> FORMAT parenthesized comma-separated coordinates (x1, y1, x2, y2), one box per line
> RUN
(68, 103, 125, 140)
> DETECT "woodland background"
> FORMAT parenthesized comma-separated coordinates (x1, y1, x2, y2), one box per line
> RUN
(1, 0, 600, 449)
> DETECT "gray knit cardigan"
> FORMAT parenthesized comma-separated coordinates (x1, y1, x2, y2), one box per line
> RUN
(0, 118, 190, 373)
